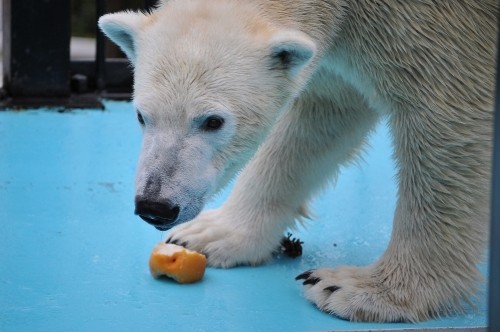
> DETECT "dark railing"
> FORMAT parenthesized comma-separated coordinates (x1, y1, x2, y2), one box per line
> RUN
(488, 18, 500, 332)
(1, 0, 156, 108)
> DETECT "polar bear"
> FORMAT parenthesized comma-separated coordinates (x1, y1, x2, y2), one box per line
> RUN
(99, 0, 497, 322)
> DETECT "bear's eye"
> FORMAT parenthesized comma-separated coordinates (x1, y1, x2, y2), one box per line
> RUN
(137, 111, 145, 126)
(202, 115, 224, 131)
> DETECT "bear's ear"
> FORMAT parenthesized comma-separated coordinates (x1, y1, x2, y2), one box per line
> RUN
(98, 11, 145, 63)
(268, 30, 316, 76)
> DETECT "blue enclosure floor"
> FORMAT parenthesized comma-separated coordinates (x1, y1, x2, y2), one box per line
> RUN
(0, 101, 487, 331)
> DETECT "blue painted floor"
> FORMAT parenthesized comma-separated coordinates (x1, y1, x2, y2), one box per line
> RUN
(0, 101, 487, 331)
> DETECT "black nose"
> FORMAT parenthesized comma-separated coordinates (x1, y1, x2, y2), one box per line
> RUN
(134, 198, 180, 230)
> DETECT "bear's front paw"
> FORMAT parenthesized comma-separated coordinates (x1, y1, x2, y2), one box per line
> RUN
(296, 266, 435, 322)
(166, 209, 276, 268)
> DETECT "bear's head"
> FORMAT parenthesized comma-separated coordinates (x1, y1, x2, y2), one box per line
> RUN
(99, 0, 317, 230)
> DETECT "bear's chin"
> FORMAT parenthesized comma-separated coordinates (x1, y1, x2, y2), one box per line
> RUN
(154, 224, 177, 231)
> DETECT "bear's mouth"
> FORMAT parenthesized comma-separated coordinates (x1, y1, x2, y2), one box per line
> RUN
(137, 214, 177, 231)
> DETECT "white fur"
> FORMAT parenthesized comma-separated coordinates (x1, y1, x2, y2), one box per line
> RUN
(99, 0, 497, 322)
(98, 12, 144, 62)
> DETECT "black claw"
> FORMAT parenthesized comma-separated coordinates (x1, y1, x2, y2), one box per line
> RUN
(165, 237, 172, 243)
(302, 277, 321, 286)
(295, 270, 314, 281)
(165, 239, 189, 248)
(167, 238, 180, 245)
(324, 285, 341, 293)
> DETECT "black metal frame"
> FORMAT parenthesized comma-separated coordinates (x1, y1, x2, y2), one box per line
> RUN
(488, 18, 500, 332)
(0, 0, 156, 109)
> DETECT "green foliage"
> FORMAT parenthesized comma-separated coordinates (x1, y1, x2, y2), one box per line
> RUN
(71, 0, 146, 37)
(71, 1, 96, 37)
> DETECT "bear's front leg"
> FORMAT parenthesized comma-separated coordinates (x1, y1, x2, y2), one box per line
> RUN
(298, 108, 491, 322)
(167, 80, 379, 268)
(166, 140, 302, 267)
(166, 207, 284, 268)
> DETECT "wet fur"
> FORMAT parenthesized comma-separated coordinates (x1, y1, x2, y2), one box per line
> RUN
(99, 0, 497, 322)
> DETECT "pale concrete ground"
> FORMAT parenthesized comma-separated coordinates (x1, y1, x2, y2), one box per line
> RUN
(70, 37, 97, 60)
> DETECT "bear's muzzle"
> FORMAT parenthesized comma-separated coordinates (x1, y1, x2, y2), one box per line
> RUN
(134, 198, 180, 230)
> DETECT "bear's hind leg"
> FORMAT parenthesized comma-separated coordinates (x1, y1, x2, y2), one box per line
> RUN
(299, 106, 491, 321)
